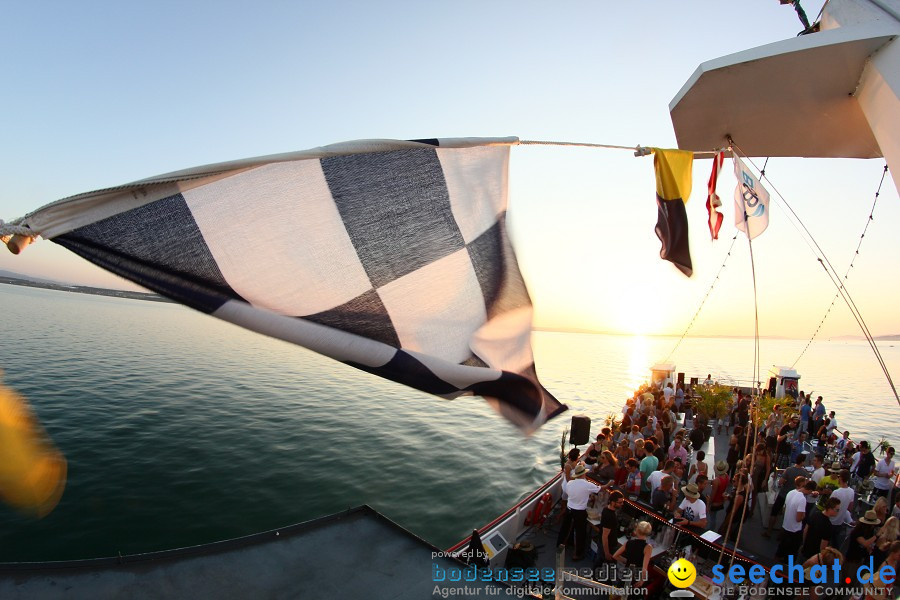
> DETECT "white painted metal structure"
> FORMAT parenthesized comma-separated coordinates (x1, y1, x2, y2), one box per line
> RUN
(767, 365, 802, 399)
(670, 0, 900, 193)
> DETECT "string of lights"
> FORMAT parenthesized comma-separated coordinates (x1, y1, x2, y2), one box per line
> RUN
(792, 164, 890, 368)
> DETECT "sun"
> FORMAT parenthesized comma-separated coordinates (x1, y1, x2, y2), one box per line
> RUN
(610, 287, 668, 336)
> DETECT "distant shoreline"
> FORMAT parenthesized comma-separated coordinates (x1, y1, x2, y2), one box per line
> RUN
(2, 277, 898, 341)
(532, 326, 900, 342)
(0, 276, 172, 304)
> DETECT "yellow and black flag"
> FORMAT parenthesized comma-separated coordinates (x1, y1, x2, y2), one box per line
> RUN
(652, 149, 694, 277)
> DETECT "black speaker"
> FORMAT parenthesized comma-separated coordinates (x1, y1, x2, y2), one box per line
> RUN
(690, 377, 699, 387)
(677, 372, 685, 386)
(569, 415, 591, 446)
(768, 377, 777, 397)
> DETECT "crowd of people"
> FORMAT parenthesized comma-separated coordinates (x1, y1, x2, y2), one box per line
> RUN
(554, 378, 899, 599)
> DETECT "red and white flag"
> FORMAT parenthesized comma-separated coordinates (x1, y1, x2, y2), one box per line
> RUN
(706, 151, 725, 240)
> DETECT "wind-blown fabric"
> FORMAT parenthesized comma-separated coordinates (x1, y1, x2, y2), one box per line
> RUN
(22, 138, 566, 432)
(652, 148, 694, 277)
(733, 156, 770, 240)
(706, 151, 725, 240)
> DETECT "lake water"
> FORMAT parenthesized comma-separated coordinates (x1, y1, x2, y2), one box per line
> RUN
(0, 284, 897, 561)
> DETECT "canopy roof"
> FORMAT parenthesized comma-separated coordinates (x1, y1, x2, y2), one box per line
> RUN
(670, 23, 896, 158)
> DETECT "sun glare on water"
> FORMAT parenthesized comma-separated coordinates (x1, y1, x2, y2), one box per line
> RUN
(625, 335, 651, 392)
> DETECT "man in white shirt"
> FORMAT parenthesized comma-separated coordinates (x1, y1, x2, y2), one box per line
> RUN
(829, 469, 855, 548)
(647, 460, 676, 495)
(810, 454, 826, 485)
(836, 431, 852, 453)
(826, 411, 838, 435)
(776, 475, 808, 560)
(556, 464, 601, 561)
(663, 383, 674, 404)
(874, 446, 896, 498)
(627, 426, 644, 451)
(674, 483, 707, 529)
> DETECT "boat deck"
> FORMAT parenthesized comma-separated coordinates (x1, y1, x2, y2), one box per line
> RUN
(0, 506, 508, 600)
(494, 423, 787, 599)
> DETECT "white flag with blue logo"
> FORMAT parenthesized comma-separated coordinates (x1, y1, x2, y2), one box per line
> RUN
(733, 156, 770, 239)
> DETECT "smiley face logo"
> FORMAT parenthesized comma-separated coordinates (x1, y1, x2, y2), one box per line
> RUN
(667, 558, 697, 588)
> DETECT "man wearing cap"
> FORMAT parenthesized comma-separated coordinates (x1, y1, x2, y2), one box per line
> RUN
(556, 464, 601, 561)
(874, 446, 896, 499)
(775, 475, 808, 560)
(674, 483, 707, 529)
(766, 453, 808, 537)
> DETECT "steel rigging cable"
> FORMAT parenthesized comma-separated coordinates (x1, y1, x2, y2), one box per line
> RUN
(730, 141, 899, 409)
(792, 164, 890, 368)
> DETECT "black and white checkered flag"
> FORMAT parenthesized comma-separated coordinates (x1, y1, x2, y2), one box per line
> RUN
(23, 137, 566, 432)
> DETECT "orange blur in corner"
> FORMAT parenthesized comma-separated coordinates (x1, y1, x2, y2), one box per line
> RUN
(0, 376, 67, 517)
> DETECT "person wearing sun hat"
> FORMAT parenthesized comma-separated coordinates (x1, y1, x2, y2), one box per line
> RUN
(846, 510, 882, 573)
(556, 463, 601, 562)
(674, 482, 707, 529)
(815, 461, 842, 510)
(707, 460, 730, 531)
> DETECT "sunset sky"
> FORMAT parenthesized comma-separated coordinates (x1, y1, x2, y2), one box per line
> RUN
(2, 1, 897, 339)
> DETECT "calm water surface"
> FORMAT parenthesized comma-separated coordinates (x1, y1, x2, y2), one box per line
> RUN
(0, 284, 897, 560)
